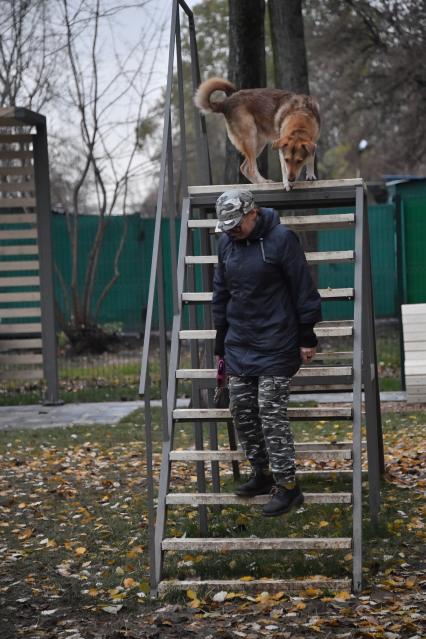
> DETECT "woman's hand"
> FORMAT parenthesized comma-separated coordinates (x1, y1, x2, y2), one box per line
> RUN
(300, 346, 316, 364)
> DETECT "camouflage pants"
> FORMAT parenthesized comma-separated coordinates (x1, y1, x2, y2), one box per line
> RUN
(229, 375, 295, 484)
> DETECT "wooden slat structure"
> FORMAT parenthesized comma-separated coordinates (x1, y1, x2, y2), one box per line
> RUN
(0, 107, 58, 401)
(402, 303, 426, 402)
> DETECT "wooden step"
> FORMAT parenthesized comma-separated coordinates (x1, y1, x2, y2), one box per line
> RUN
(175, 366, 352, 379)
(179, 321, 353, 340)
(182, 288, 354, 302)
(188, 213, 355, 231)
(185, 250, 354, 265)
(172, 406, 353, 421)
(188, 179, 363, 208)
(166, 492, 352, 505)
(162, 537, 352, 551)
(158, 577, 352, 595)
(169, 447, 352, 462)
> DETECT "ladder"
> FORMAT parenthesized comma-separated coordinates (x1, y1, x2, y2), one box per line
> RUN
(143, 179, 383, 596)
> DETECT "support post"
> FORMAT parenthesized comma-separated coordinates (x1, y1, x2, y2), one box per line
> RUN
(352, 185, 364, 593)
(33, 120, 60, 404)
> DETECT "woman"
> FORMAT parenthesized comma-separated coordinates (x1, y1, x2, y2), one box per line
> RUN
(212, 189, 322, 517)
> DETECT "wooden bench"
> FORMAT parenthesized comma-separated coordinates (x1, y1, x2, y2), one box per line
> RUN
(402, 303, 426, 402)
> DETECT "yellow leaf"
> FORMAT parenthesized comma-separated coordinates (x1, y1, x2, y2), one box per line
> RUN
(88, 588, 99, 597)
(344, 553, 353, 561)
(295, 602, 306, 610)
(123, 578, 137, 589)
(64, 541, 74, 550)
(405, 577, 416, 588)
(18, 528, 33, 540)
(334, 590, 351, 601)
(186, 589, 197, 600)
(239, 576, 254, 581)
(303, 587, 322, 597)
(189, 598, 201, 608)
(75, 547, 87, 556)
(319, 520, 329, 528)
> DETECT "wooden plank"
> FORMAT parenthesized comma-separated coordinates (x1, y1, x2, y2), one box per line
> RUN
(0, 368, 43, 380)
(0, 151, 33, 160)
(176, 366, 352, 379)
(181, 289, 354, 302)
(0, 353, 43, 365)
(185, 251, 354, 265)
(179, 323, 354, 340)
(162, 537, 352, 551)
(170, 448, 352, 462)
(0, 213, 37, 224)
(0, 260, 39, 271)
(0, 181, 35, 193)
(0, 245, 38, 255)
(0, 307, 41, 318)
(0, 166, 34, 177)
(166, 492, 352, 505)
(188, 179, 363, 195)
(158, 578, 352, 595)
(188, 213, 355, 230)
(0, 134, 33, 144)
(0, 197, 36, 208)
(0, 276, 40, 287)
(0, 322, 41, 334)
(173, 407, 353, 420)
(0, 229, 38, 240)
(0, 291, 40, 302)
(0, 338, 42, 351)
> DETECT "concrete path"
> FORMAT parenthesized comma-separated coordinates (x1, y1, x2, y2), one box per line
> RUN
(0, 392, 406, 431)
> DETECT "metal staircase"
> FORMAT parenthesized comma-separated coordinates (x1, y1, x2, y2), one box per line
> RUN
(138, 1, 383, 598)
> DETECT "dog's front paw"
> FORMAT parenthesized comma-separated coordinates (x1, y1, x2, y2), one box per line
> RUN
(306, 174, 317, 181)
(283, 182, 293, 191)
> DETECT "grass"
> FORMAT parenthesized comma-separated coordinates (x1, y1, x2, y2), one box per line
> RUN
(1, 407, 424, 622)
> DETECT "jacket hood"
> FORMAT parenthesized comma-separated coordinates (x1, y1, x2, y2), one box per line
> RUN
(247, 207, 280, 240)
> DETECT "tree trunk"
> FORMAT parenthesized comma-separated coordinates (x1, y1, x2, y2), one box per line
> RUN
(268, 0, 318, 264)
(225, 0, 267, 183)
(268, 0, 310, 94)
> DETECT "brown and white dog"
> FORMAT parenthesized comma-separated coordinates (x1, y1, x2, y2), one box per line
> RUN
(194, 77, 320, 191)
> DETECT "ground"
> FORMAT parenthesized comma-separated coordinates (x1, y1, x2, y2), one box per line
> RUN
(0, 403, 424, 639)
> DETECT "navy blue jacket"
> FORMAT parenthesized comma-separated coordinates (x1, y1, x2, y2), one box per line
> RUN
(212, 207, 322, 377)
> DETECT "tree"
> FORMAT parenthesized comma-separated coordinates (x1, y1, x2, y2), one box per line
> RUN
(268, 0, 310, 94)
(51, 0, 165, 353)
(0, 0, 60, 109)
(304, 0, 426, 178)
(225, 0, 267, 183)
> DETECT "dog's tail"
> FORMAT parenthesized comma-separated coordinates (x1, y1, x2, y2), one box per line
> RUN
(194, 77, 236, 114)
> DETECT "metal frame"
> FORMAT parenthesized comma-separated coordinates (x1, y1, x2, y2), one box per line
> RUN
(138, 4, 383, 596)
(0, 107, 59, 404)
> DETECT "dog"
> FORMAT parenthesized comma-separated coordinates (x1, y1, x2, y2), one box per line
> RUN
(194, 77, 320, 191)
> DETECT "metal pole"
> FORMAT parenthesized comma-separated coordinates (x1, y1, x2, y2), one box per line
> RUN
(153, 198, 191, 588)
(395, 194, 406, 391)
(144, 369, 157, 595)
(139, 0, 178, 393)
(33, 120, 60, 404)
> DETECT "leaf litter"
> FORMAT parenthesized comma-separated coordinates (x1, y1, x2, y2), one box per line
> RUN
(0, 410, 424, 638)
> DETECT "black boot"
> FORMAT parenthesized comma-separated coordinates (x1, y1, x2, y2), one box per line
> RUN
(262, 483, 304, 517)
(234, 469, 274, 497)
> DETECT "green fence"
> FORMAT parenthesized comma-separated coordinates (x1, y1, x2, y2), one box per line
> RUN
(402, 196, 426, 303)
(318, 204, 397, 320)
(49, 202, 417, 330)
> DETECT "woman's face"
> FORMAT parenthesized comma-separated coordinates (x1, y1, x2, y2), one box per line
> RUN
(226, 208, 258, 240)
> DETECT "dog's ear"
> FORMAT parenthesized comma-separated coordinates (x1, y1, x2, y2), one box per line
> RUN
(272, 136, 289, 150)
(302, 141, 317, 156)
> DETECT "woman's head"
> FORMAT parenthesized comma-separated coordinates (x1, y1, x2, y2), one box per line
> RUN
(215, 189, 258, 239)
